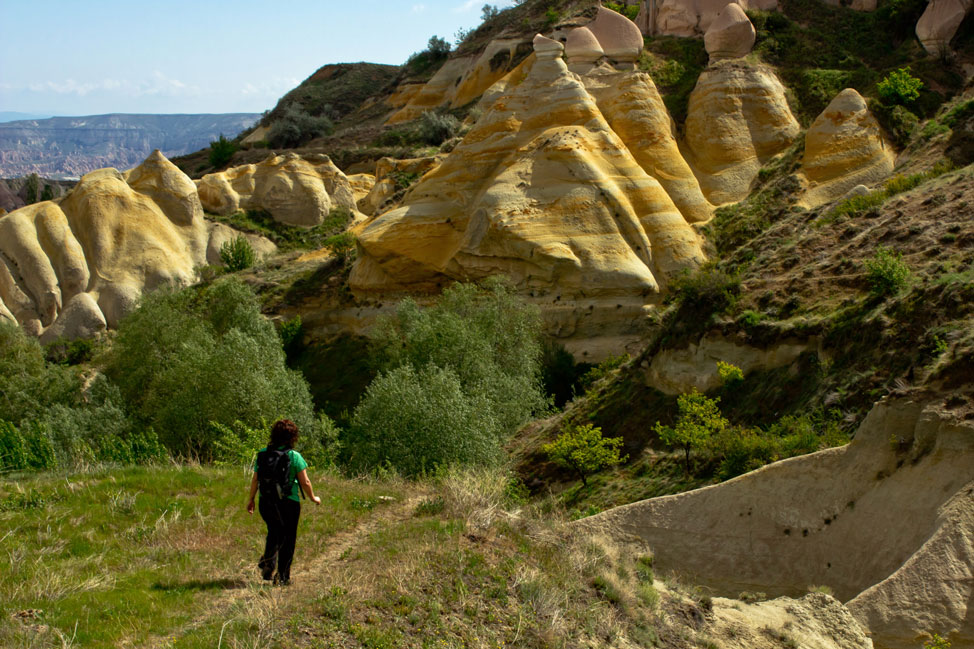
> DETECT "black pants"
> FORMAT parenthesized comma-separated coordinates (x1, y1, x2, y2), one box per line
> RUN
(258, 497, 301, 581)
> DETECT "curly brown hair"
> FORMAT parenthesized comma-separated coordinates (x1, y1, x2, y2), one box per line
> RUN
(269, 419, 300, 449)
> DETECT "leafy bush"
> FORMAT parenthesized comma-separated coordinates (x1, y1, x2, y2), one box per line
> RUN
(717, 361, 744, 387)
(24, 174, 38, 204)
(418, 111, 462, 146)
(103, 278, 317, 460)
(669, 265, 741, 319)
(278, 315, 304, 355)
(0, 420, 55, 472)
(580, 354, 630, 393)
(864, 247, 911, 297)
(324, 232, 356, 262)
(709, 426, 778, 479)
(542, 423, 628, 486)
(267, 104, 334, 148)
(346, 279, 547, 475)
(924, 634, 952, 649)
(345, 365, 498, 476)
(604, 1, 640, 19)
(208, 134, 237, 168)
(0, 322, 80, 425)
(877, 67, 923, 106)
(481, 4, 501, 21)
(427, 35, 451, 57)
(655, 391, 728, 473)
(219, 236, 256, 271)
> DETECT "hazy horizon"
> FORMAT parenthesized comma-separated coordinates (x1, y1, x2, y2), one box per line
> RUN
(0, 0, 511, 117)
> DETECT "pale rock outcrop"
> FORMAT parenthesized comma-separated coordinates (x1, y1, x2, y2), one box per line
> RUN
(565, 26, 605, 74)
(685, 60, 800, 204)
(645, 332, 811, 394)
(197, 152, 358, 227)
(352, 34, 706, 349)
(347, 173, 376, 204)
(205, 222, 278, 266)
(241, 125, 269, 145)
(583, 69, 713, 222)
(654, 0, 778, 37)
(704, 3, 756, 59)
(587, 7, 645, 68)
(917, 0, 973, 55)
(453, 39, 533, 108)
(357, 156, 442, 217)
(801, 89, 894, 207)
(0, 151, 275, 339)
(387, 59, 473, 125)
(582, 398, 974, 649)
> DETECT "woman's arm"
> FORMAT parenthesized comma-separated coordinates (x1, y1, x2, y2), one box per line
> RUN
(247, 472, 258, 514)
(297, 469, 321, 505)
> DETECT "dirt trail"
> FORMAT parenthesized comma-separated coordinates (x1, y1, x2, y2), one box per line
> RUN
(137, 494, 424, 648)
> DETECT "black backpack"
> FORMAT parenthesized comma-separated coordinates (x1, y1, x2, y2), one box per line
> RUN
(256, 448, 292, 500)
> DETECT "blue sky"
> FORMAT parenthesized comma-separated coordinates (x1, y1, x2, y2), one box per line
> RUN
(0, 1, 511, 116)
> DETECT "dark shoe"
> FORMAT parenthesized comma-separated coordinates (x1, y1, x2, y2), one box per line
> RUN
(273, 574, 290, 586)
(258, 559, 274, 581)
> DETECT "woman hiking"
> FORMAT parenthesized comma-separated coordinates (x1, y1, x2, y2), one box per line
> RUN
(247, 419, 321, 585)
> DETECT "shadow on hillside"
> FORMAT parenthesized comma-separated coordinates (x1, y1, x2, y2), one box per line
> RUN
(151, 578, 248, 592)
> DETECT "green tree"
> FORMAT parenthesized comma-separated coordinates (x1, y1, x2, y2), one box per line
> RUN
(877, 67, 923, 106)
(324, 232, 356, 263)
(0, 321, 80, 425)
(542, 423, 627, 486)
(345, 279, 548, 475)
(24, 174, 39, 204)
(864, 247, 911, 297)
(219, 236, 256, 271)
(40, 184, 55, 202)
(103, 278, 317, 459)
(655, 390, 728, 474)
(208, 134, 238, 168)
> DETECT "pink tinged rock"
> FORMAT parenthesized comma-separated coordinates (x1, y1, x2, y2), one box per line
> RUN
(704, 3, 756, 59)
(587, 7, 644, 64)
(565, 26, 605, 64)
(917, 0, 973, 55)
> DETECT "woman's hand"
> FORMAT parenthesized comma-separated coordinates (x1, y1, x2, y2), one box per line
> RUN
(312, 495, 322, 505)
(247, 498, 255, 514)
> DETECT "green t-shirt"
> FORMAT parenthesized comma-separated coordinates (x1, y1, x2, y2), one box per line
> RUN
(253, 447, 308, 502)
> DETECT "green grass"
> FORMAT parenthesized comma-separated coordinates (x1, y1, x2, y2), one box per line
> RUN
(827, 159, 954, 220)
(0, 465, 403, 648)
(207, 207, 352, 253)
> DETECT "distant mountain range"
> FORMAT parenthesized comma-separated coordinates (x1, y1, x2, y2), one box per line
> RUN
(0, 113, 260, 179)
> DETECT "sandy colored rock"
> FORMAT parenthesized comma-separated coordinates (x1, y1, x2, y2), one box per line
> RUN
(583, 69, 713, 222)
(351, 34, 705, 342)
(685, 60, 800, 204)
(452, 39, 532, 108)
(347, 173, 376, 203)
(704, 3, 756, 59)
(801, 89, 894, 208)
(241, 125, 269, 145)
(197, 152, 357, 227)
(581, 398, 974, 649)
(645, 332, 811, 393)
(38, 292, 106, 344)
(387, 58, 472, 125)
(655, 0, 778, 36)
(565, 27, 605, 74)
(205, 221, 278, 266)
(0, 151, 274, 338)
(917, 0, 972, 55)
(587, 7, 644, 66)
(357, 156, 442, 217)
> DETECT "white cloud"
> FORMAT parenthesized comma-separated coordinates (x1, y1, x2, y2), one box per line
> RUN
(452, 0, 479, 13)
(411, 4, 426, 12)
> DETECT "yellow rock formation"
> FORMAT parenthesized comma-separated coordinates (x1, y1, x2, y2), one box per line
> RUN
(197, 152, 358, 226)
(685, 60, 800, 204)
(356, 155, 443, 217)
(801, 88, 894, 207)
(347, 173, 376, 204)
(352, 35, 706, 353)
(654, 0, 778, 37)
(0, 151, 275, 340)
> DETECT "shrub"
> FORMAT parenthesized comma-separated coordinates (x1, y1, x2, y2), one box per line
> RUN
(267, 104, 333, 148)
(208, 134, 237, 168)
(278, 315, 303, 355)
(346, 280, 548, 475)
(324, 232, 356, 262)
(427, 35, 451, 57)
(924, 634, 951, 649)
(669, 265, 741, 319)
(710, 426, 778, 479)
(40, 184, 54, 202)
(717, 361, 744, 387)
(580, 354, 630, 392)
(0, 321, 80, 425)
(24, 174, 38, 204)
(219, 236, 256, 271)
(418, 111, 461, 146)
(345, 364, 498, 476)
(481, 4, 500, 21)
(605, 1, 640, 19)
(864, 247, 911, 297)
(877, 67, 923, 106)
(542, 423, 627, 486)
(655, 390, 728, 474)
(103, 278, 317, 460)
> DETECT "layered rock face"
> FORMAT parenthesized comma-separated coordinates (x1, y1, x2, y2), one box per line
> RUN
(916, 0, 973, 55)
(387, 39, 533, 125)
(0, 151, 274, 341)
(801, 89, 894, 207)
(582, 398, 974, 649)
(356, 155, 443, 217)
(197, 152, 358, 226)
(685, 60, 801, 204)
(352, 35, 706, 353)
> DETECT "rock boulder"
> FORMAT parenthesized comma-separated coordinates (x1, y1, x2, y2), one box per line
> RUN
(704, 3, 756, 59)
(916, 0, 973, 55)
